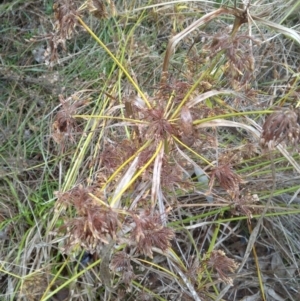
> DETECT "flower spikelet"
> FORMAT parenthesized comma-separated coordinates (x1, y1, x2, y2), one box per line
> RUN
(232, 192, 259, 223)
(131, 210, 174, 258)
(52, 94, 87, 146)
(144, 108, 175, 140)
(209, 164, 242, 198)
(207, 250, 239, 286)
(110, 251, 135, 288)
(260, 108, 300, 149)
(87, 0, 108, 19)
(57, 185, 120, 252)
(53, 0, 80, 40)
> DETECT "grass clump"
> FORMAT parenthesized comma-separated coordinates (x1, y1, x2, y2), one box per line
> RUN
(1, 0, 300, 300)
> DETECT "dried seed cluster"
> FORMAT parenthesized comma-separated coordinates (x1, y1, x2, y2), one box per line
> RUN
(260, 108, 300, 149)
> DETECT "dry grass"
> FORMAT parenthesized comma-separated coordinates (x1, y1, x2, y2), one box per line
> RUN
(1, 0, 300, 300)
